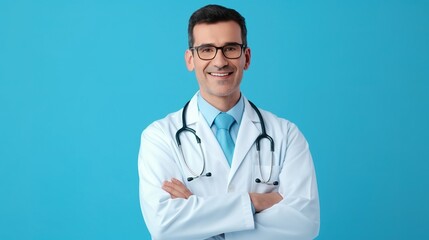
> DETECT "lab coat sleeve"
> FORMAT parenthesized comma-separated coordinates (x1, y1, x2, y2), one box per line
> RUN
(226, 122, 320, 240)
(138, 122, 255, 240)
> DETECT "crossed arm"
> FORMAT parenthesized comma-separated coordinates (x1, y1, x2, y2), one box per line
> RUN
(162, 178, 283, 213)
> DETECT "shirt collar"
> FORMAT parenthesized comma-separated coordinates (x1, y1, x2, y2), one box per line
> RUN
(197, 92, 244, 127)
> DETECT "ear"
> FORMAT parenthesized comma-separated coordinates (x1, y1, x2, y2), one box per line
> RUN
(243, 47, 251, 70)
(185, 49, 195, 71)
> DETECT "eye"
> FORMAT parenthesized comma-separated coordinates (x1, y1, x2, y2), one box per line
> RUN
(223, 45, 240, 52)
(199, 46, 215, 53)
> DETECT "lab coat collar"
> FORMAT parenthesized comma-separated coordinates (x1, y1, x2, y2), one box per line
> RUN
(185, 93, 259, 126)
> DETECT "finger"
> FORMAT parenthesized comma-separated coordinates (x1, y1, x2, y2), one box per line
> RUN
(162, 181, 190, 199)
(271, 192, 283, 202)
(171, 178, 193, 197)
(162, 181, 182, 198)
(170, 181, 192, 199)
(162, 180, 192, 199)
(171, 179, 193, 195)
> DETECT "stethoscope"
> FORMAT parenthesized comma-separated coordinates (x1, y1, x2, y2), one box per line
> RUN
(175, 100, 279, 185)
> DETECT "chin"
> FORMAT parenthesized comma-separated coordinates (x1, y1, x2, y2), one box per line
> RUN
(216, 88, 240, 98)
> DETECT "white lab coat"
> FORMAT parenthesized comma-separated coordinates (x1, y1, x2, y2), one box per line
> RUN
(138, 93, 320, 240)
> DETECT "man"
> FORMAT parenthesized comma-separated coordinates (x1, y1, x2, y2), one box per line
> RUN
(138, 4, 320, 240)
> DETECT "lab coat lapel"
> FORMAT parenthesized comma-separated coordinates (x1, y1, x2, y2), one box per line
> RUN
(228, 99, 261, 182)
(187, 95, 230, 172)
(185, 94, 199, 125)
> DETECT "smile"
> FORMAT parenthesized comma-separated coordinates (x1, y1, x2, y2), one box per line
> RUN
(209, 72, 233, 77)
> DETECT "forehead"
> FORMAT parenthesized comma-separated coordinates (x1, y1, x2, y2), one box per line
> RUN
(192, 21, 242, 46)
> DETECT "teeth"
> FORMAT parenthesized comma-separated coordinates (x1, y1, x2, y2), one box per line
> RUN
(210, 73, 229, 77)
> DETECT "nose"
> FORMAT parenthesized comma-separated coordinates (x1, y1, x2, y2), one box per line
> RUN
(212, 49, 229, 68)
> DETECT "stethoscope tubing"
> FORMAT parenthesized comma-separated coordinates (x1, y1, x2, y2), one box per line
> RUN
(175, 100, 278, 185)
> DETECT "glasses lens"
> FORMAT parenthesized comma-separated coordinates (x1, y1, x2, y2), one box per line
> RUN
(197, 46, 216, 60)
(222, 44, 242, 59)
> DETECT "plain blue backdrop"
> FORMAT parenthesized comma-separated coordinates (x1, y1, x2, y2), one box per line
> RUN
(1, 0, 428, 239)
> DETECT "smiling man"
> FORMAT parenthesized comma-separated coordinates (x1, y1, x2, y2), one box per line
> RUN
(138, 4, 320, 239)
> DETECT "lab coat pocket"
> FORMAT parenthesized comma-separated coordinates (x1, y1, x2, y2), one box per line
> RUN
(252, 163, 281, 193)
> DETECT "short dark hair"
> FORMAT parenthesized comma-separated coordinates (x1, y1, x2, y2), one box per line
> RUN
(188, 4, 247, 48)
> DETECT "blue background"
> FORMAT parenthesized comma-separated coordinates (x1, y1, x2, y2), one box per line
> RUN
(1, 0, 428, 239)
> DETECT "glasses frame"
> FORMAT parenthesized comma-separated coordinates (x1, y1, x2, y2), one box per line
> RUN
(190, 43, 247, 60)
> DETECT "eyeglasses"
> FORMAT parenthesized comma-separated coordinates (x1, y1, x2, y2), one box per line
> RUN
(190, 43, 246, 60)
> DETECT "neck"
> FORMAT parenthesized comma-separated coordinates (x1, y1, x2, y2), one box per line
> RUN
(201, 92, 241, 112)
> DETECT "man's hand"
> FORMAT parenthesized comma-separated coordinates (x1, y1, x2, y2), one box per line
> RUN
(162, 178, 193, 199)
(249, 192, 283, 213)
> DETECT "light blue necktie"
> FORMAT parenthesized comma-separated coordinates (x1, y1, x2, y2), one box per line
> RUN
(214, 113, 235, 165)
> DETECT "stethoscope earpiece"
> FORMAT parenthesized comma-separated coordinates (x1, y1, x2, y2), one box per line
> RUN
(255, 178, 279, 185)
(187, 172, 212, 182)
